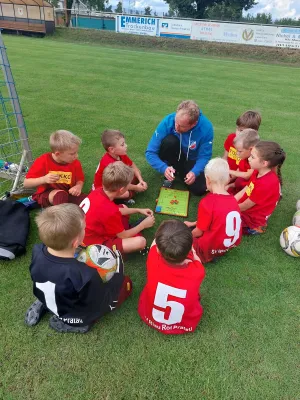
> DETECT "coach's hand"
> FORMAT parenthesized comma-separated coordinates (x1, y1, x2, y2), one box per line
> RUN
(164, 166, 175, 181)
(184, 171, 196, 185)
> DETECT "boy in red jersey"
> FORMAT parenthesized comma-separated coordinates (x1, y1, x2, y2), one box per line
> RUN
(185, 158, 242, 264)
(138, 220, 205, 335)
(223, 110, 261, 171)
(235, 141, 286, 235)
(227, 129, 260, 193)
(81, 162, 155, 254)
(93, 129, 147, 202)
(24, 130, 86, 207)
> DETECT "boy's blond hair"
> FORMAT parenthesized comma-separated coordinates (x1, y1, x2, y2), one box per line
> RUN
(36, 204, 85, 251)
(102, 161, 134, 192)
(176, 100, 200, 124)
(234, 129, 260, 149)
(50, 130, 82, 152)
(236, 110, 261, 130)
(205, 157, 229, 184)
(101, 129, 125, 151)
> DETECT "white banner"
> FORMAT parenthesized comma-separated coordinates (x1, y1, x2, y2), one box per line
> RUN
(275, 26, 300, 49)
(159, 19, 192, 39)
(191, 21, 279, 47)
(116, 15, 158, 36)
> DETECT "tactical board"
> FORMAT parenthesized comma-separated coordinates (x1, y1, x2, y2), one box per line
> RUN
(155, 188, 190, 217)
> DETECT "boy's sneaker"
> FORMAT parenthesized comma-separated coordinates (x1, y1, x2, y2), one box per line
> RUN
(162, 179, 173, 188)
(49, 315, 91, 334)
(24, 299, 47, 326)
(140, 246, 150, 256)
(125, 199, 135, 206)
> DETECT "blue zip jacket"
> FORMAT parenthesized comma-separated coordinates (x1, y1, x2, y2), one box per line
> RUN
(145, 111, 214, 177)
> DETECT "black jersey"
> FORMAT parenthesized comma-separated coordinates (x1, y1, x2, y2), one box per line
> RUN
(30, 244, 124, 326)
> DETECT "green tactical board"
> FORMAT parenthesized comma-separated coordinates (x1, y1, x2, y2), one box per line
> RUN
(155, 188, 190, 217)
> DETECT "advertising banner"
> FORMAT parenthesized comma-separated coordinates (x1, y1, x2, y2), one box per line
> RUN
(275, 26, 300, 49)
(159, 19, 192, 39)
(191, 21, 278, 47)
(116, 15, 159, 36)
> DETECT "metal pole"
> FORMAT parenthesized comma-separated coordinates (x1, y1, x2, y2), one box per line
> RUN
(0, 33, 33, 165)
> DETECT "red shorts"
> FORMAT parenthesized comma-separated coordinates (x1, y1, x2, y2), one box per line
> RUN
(102, 237, 124, 253)
(33, 189, 87, 207)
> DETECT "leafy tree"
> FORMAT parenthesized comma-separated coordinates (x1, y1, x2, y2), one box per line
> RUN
(105, 4, 112, 12)
(144, 6, 152, 15)
(154, 11, 158, 16)
(114, 1, 123, 13)
(274, 17, 300, 26)
(164, 0, 257, 20)
(204, 3, 243, 21)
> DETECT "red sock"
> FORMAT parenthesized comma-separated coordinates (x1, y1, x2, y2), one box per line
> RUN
(52, 191, 69, 205)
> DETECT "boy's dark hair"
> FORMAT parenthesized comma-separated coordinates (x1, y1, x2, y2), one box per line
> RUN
(255, 140, 286, 186)
(101, 129, 124, 151)
(155, 220, 192, 264)
(236, 110, 261, 131)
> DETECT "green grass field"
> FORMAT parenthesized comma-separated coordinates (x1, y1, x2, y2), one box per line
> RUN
(0, 34, 299, 400)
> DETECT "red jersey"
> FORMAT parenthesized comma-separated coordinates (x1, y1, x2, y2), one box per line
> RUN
(194, 193, 242, 263)
(138, 244, 205, 335)
(80, 189, 124, 246)
(239, 170, 280, 229)
(235, 158, 251, 192)
(26, 153, 84, 195)
(93, 153, 133, 190)
(224, 133, 240, 171)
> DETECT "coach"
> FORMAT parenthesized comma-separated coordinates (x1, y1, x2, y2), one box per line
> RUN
(145, 100, 214, 196)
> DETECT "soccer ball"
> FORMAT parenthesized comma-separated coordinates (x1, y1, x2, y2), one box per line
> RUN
(292, 210, 300, 227)
(279, 226, 300, 257)
(77, 244, 118, 282)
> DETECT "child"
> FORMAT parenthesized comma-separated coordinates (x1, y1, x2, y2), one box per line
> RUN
(185, 158, 242, 264)
(93, 129, 148, 201)
(227, 129, 260, 193)
(24, 130, 86, 207)
(81, 161, 155, 254)
(235, 141, 286, 235)
(24, 203, 132, 333)
(138, 220, 205, 335)
(223, 110, 261, 171)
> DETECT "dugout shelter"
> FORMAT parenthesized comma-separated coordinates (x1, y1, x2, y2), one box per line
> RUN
(0, 0, 54, 35)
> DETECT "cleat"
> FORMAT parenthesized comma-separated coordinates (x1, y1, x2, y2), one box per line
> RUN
(24, 299, 47, 326)
(49, 315, 91, 334)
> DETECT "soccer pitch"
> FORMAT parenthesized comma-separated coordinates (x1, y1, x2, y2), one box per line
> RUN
(0, 34, 299, 400)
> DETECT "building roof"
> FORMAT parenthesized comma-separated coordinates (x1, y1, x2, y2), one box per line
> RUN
(0, 0, 52, 7)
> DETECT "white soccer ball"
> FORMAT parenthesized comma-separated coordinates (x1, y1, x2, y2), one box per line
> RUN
(77, 244, 118, 282)
(292, 210, 300, 227)
(279, 226, 300, 257)
(9, 163, 19, 173)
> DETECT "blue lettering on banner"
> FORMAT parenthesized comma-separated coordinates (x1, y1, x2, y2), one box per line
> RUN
(121, 16, 156, 27)
(162, 23, 168, 28)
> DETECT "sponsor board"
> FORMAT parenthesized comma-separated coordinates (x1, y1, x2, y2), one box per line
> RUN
(159, 19, 192, 39)
(116, 15, 159, 36)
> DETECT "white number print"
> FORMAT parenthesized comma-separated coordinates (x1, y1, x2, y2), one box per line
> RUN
(80, 197, 90, 214)
(36, 281, 58, 316)
(152, 282, 187, 325)
(223, 211, 241, 248)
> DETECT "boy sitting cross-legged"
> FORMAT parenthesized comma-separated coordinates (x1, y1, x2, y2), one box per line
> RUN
(25, 203, 132, 333)
(138, 220, 206, 335)
(24, 130, 86, 207)
(93, 129, 148, 202)
(81, 162, 155, 254)
(185, 158, 242, 264)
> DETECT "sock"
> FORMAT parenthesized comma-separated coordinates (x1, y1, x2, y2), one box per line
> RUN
(52, 191, 69, 205)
